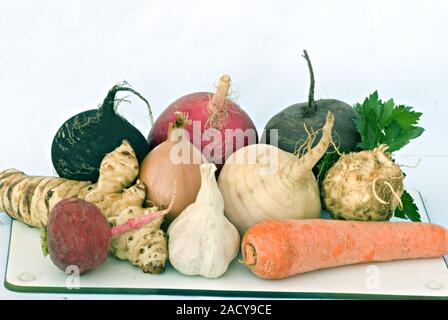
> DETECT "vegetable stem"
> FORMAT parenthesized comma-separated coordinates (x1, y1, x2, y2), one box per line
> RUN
(102, 83, 154, 126)
(167, 112, 192, 140)
(207, 75, 231, 128)
(302, 50, 317, 117)
(110, 187, 176, 237)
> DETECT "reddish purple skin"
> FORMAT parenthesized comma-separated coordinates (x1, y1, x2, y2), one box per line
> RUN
(47, 198, 111, 275)
(148, 92, 258, 172)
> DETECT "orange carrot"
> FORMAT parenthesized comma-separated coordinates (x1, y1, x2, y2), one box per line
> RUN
(242, 219, 448, 280)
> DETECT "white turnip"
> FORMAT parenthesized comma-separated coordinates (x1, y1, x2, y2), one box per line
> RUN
(218, 112, 335, 234)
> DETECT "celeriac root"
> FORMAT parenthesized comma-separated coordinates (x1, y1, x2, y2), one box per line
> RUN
(322, 144, 405, 221)
(0, 140, 168, 274)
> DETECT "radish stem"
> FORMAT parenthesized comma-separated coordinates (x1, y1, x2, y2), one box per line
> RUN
(302, 50, 317, 117)
(102, 82, 154, 126)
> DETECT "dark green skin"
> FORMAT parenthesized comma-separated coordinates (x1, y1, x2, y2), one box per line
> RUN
(262, 99, 361, 154)
(51, 86, 150, 182)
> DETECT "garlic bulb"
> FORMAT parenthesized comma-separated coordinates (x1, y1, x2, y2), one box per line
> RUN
(168, 163, 240, 278)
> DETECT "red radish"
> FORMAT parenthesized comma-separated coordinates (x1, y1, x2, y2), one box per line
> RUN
(46, 196, 174, 275)
(148, 75, 258, 172)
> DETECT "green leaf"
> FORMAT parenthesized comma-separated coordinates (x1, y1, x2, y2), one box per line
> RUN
(378, 99, 394, 127)
(392, 105, 422, 129)
(316, 152, 341, 186)
(384, 125, 424, 152)
(353, 92, 424, 152)
(394, 190, 421, 222)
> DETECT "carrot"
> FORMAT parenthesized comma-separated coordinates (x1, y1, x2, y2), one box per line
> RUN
(242, 219, 448, 279)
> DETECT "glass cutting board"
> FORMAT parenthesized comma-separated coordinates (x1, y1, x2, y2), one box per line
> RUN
(4, 190, 448, 299)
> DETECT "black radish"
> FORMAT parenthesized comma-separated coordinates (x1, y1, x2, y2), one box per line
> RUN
(51, 83, 153, 182)
(262, 50, 360, 154)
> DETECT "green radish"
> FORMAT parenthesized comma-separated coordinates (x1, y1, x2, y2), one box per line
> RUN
(51, 83, 153, 182)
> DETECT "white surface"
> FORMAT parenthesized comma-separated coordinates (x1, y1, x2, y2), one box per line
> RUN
(1, 1, 448, 299)
(4, 190, 448, 299)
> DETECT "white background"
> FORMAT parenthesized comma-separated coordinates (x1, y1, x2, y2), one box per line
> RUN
(1, 0, 448, 175)
(0, 0, 447, 299)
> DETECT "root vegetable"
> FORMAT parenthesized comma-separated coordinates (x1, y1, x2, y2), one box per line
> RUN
(46, 197, 173, 275)
(322, 144, 404, 221)
(139, 112, 207, 225)
(242, 219, 448, 280)
(52, 83, 153, 182)
(319, 91, 425, 222)
(148, 75, 258, 172)
(0, 141, 168, 274)
(218, 112, 335, 234)
(262, 50, 360, 154)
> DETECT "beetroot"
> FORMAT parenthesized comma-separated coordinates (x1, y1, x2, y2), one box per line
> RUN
(46, 198, 110, 274)
(148, 75, 258, 172)
(46, 198, 173, 275)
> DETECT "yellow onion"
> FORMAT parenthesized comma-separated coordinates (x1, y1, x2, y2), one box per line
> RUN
(139, 112, 206, 225)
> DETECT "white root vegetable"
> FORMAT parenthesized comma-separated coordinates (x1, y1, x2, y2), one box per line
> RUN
(322, 144, 404, 221)
(218, 112, 335, 234)
(168, 163, 240, 279)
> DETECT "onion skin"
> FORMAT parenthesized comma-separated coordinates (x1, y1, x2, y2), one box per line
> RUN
(148, 77, 258, 173)
(139, 121, 206, 225)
